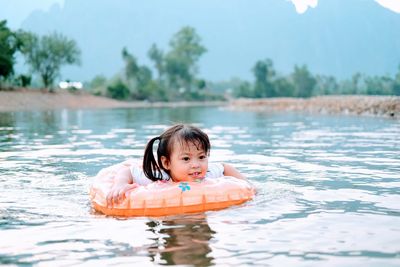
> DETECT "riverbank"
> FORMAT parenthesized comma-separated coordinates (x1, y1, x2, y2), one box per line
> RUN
(0, 89, 224, 111)
(0, 89, 399, 118)
(230, 95, 400, 118)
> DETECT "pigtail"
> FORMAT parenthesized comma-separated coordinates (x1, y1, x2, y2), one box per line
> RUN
(143, 136, 163, 181)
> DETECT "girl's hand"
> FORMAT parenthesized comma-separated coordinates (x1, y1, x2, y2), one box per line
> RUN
(106, 183, 138, 207)
(106, 165, 136, 207)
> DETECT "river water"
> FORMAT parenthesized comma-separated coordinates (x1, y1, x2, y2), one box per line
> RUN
(1, 107, 399, 266)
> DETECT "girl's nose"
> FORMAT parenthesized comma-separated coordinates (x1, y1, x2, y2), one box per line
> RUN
(191, 160, 200, 168)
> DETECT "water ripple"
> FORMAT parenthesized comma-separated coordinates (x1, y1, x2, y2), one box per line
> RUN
(0, 108, 399, 266)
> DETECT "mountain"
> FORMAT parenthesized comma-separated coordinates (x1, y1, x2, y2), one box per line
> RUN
(18, 0, 400, 83)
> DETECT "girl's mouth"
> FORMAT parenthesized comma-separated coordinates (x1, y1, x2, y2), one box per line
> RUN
(190, 172, 202, 178)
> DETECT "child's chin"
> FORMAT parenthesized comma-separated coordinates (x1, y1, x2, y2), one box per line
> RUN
(189, 176, 205, 182)
(177, 177, 204, 182)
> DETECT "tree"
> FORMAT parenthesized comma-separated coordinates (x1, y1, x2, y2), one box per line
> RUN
(392, 65, 400, 96)
(89, 75, 107, 89)
(165, 55, 191, 90)
(351, 72, 363, 94)
(148, 43, 164, 82)
(252, 59, 276, 97)
(314, 75, 338, 95)
(273, 77, 295, 97)
(107, 79, 130, 100)
(234, 81, 253, 98)
(134, 66, 154, 99)
(291, 65, 316, 98)
(364, 75, 393, 95)
(121, 47, 139, 93)
(19, 31, 81, 89)
(88, 75, 107, 95)
(122, 47, 139, 82)
(0, 20, 20, 83)
(165, 26, 207, 91)
(121, 47, 156, 99)
(197, 79, 206, 90)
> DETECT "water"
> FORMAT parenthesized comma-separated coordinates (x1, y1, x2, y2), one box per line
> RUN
(0, 107, 399, 266)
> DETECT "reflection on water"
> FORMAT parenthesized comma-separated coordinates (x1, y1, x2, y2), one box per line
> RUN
(0, 107, 399, 266)
(147, 215, 215, 266)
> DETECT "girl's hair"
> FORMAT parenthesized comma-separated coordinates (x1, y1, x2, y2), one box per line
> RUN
(143, 124, 210, 181)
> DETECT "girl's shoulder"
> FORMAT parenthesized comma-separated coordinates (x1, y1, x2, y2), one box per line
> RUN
(130, 162, 225, 184)
(129, 163, 165, 186)
(129, 162, 170, 185)
(205, 162, 224, 178)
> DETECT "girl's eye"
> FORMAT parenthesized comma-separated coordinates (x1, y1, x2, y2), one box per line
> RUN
(182, 157, 190, 161)
(199, 155, 206, 159)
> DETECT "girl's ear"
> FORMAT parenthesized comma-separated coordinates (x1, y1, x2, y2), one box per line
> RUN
(160, 156, 170, 170)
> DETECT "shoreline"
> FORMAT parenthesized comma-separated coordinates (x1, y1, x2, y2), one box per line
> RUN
(230, 95, 400, 118)
(0, 89, 399, 118)
(0, 89, 226, 111)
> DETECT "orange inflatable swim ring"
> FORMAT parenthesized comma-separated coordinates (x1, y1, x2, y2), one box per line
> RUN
(90, 160, 255, 217)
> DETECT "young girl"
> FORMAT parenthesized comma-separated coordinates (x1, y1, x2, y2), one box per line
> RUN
(106, 124, 246, 206)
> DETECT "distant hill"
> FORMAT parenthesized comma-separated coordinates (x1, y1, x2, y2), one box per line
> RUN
(19, 0, 400, 83)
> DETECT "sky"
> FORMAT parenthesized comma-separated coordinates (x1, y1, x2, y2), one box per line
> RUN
(1, 0, 400, 83)
(2, 0, 399, 29)
(292, 0, 400, 14)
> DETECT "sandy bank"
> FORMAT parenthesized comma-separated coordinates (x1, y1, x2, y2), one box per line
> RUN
(0, 89, 224, 112)
(230, 96, 400, 118)
(0, 89, 399, 118)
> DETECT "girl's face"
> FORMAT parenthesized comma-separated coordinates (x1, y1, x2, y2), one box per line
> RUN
(161, 140, 209, 182)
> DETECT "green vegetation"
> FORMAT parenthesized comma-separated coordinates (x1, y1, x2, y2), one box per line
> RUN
(100, 26, 214, 101)
(1, 21, 80, 90)
(0, 20, 21, 84)
(1, 20, 399, 99)
(97, 29, 400, 100)
(234, 59, 400, 98)
(18, 31, 81, 90)
(106, 79, 130, 100)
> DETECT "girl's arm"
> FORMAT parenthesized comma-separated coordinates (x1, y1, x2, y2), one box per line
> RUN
(106, 166, 138, 207)
(222, 163, 246, 180)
